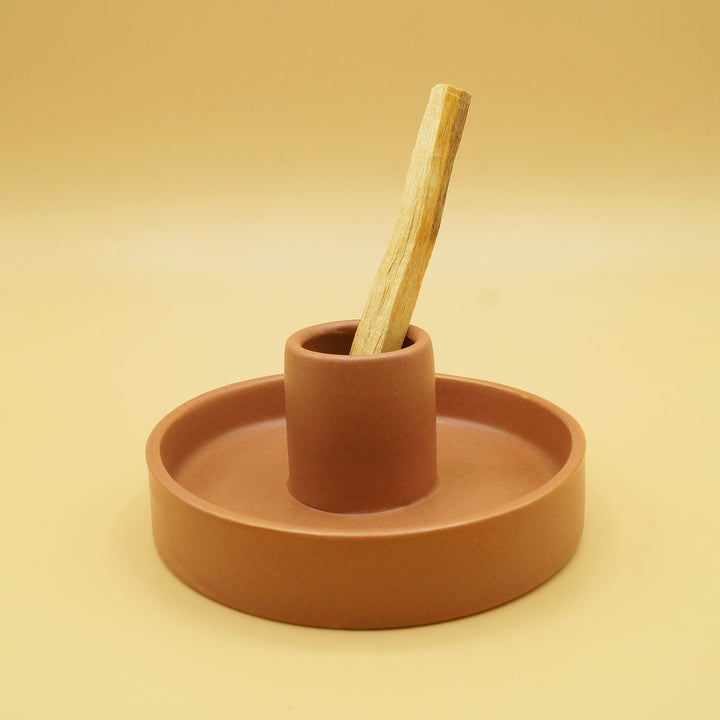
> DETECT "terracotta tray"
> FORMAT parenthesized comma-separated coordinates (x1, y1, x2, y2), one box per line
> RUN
(147, 371, 585, 629)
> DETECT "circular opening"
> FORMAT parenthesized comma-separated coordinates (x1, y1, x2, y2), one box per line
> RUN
(302, 327, 415, 355)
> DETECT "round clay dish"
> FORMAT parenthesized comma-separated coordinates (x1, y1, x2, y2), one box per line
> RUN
(147, 372, 585, 629)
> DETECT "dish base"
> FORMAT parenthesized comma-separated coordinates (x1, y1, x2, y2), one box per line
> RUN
(147, 374, 585, 629)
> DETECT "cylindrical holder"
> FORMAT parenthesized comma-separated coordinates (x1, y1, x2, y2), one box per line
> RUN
(146, 319, 586, 628)
(285, 320, 437, 514)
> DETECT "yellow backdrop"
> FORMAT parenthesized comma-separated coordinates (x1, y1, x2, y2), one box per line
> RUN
(2, 1, 718, 718)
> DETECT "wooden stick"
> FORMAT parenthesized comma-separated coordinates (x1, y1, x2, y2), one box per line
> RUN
(350, 84, 471, 355)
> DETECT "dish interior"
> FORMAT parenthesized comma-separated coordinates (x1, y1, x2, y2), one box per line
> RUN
(156, 376, 574, 533)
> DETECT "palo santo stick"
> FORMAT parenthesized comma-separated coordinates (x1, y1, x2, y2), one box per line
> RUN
(350, 84, 471, 355)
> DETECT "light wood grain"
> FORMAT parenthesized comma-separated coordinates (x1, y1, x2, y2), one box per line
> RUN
(350, 83, 471, 355)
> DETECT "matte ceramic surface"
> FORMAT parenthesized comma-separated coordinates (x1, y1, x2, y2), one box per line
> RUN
(285, 322, 437, 513)
(147, 327, 585, 628)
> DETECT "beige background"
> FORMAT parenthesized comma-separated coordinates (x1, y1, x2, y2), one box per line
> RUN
(2, 1, 718, 717)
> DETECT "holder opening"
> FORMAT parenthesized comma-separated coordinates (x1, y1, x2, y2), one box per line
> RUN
(301, 326, 414, 355)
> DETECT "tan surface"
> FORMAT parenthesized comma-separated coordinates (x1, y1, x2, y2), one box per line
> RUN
(1, 1, 718, 717)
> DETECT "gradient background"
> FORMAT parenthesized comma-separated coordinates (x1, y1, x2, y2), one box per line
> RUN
(2, 1, 718, 717)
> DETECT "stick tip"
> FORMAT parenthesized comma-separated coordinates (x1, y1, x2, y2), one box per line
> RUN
(432, 83, 471, 104)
